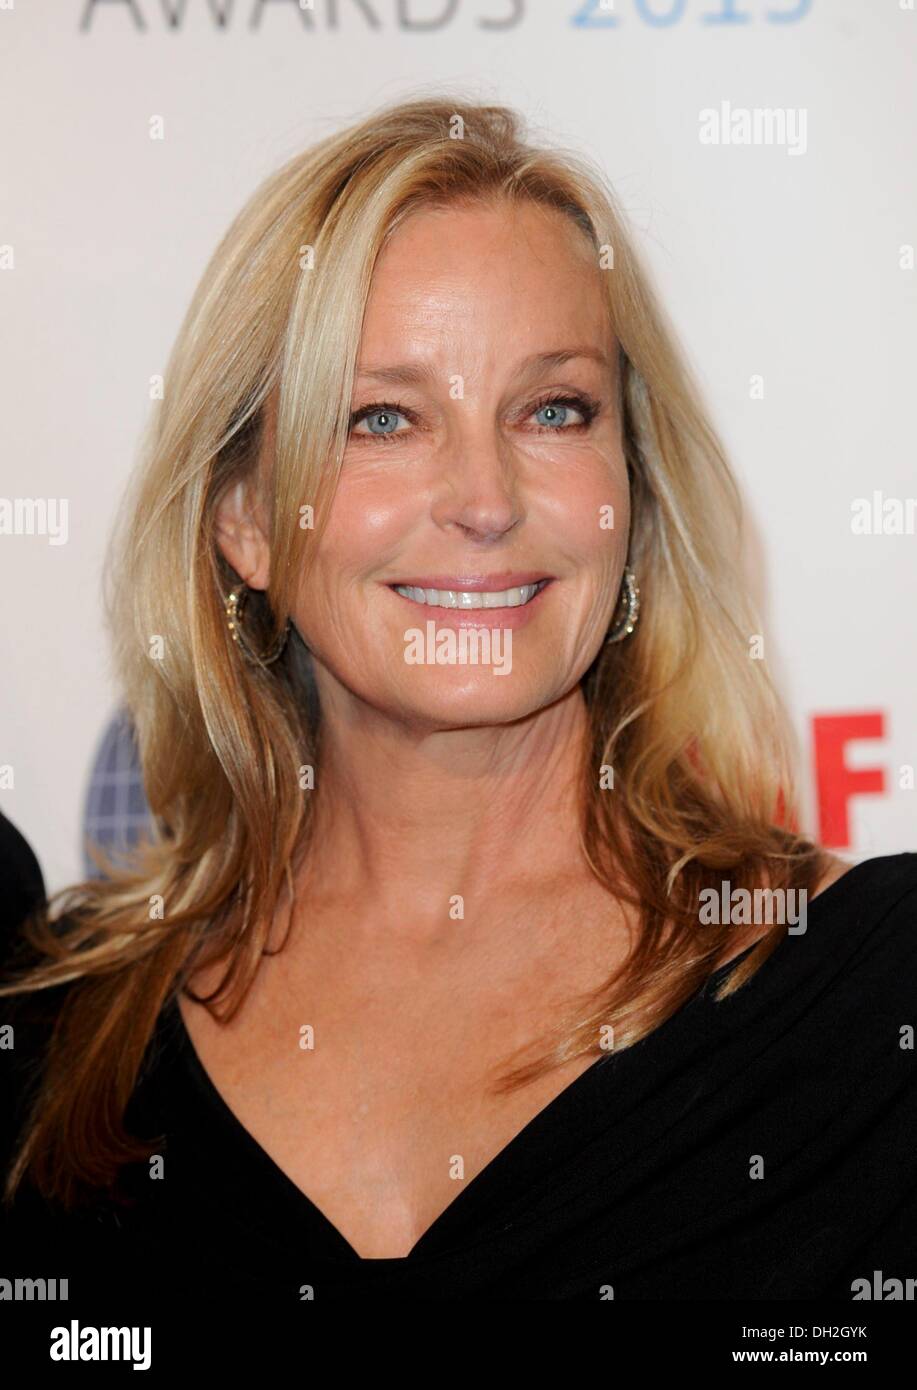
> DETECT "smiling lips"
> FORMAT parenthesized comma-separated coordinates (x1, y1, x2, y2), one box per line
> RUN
(387, 572, 553, 610)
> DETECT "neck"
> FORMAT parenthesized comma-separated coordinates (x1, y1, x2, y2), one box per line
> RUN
(298, 682, 593, 936)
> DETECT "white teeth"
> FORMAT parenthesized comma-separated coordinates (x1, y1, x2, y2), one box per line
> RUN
(393, 582, 544, 609)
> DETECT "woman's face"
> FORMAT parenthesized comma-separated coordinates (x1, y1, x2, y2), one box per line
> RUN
(292, 199, 630, 729)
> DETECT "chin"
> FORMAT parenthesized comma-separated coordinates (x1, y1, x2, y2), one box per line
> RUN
(393, 670, 544, 729)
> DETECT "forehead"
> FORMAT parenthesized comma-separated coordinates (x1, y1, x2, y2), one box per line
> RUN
(258, 200, 616, 476)
(361, 198, 612, 358)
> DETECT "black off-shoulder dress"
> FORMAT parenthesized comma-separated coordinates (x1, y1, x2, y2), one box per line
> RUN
(2, 850, 916, 1305)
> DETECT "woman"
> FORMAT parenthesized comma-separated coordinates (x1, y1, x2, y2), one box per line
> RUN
(2, 94, 916, 1303)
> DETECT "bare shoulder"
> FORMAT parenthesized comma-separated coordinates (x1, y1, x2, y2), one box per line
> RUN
(709, 852, 856, 974)
(811, 852, 856, 901)
(810, 849, 917, 911)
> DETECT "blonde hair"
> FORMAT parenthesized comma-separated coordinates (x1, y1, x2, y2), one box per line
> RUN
(1, 92, 826, 1208)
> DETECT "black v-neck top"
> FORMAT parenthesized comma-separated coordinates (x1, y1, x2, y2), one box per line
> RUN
(2, 852, 917, 1303)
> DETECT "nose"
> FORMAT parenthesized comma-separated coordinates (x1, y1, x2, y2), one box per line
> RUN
(430, 419, 523, 544)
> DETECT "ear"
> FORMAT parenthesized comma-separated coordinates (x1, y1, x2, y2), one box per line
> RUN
(214, 478, 271, 591)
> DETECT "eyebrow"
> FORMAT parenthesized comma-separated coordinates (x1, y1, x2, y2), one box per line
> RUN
(355, 346, 613, 386)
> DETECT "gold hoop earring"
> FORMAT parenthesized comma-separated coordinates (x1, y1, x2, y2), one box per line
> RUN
(225, 584, 290, 667)
(605, 566, 640, 644)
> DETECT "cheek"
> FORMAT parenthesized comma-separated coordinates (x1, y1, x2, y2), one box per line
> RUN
(537, 451, 630, 567)
(316, 472, 417, 583)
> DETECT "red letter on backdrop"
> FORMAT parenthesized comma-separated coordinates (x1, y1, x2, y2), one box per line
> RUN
(812, 712, 886, 847)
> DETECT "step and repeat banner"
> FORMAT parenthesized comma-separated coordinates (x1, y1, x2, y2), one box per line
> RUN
(1, 1, 914, 888)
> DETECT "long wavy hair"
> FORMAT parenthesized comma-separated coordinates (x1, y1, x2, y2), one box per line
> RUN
(1, 92, 828, 1209)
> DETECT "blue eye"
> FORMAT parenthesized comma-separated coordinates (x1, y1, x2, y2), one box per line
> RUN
(348, 391, 599, 445)
(528, 395, 596, 430)
(352, 407, 406, 438)
(534, 402, 572, 428)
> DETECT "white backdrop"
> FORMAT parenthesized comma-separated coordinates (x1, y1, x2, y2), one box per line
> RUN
(1, 0, 915, 891)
